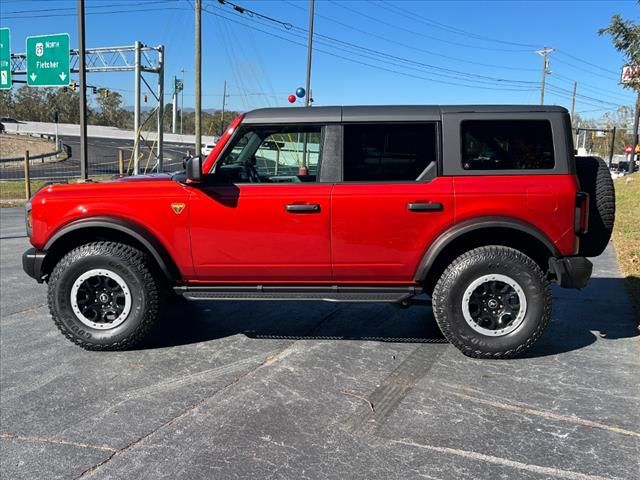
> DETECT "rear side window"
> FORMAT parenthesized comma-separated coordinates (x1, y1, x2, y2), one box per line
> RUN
(461, 120, 555, 170)
(343, 123, 437, 181)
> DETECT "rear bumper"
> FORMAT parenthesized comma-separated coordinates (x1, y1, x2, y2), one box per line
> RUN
(22, 248, 47, 283)
(549, 256, 593, 289)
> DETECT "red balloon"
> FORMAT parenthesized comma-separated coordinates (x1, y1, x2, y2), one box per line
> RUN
(287, 94, 296, 104)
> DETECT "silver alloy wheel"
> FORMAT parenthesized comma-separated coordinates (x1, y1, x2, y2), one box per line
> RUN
(461, 274, 527, 337)
(70, 269, 132, 330)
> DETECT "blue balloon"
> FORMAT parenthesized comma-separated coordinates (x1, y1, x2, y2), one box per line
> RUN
(295, 87, 305, 98)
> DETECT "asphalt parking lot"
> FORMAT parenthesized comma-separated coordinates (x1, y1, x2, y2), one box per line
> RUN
(1, 207, 638, 480)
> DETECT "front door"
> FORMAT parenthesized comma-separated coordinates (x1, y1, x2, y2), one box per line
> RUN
(189, 124, 333, 282)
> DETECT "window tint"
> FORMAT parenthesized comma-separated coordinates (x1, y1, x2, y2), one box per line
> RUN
(343, 123, 437, 182)
(216, 125, 322, 183)
(461, 120, 555, 170)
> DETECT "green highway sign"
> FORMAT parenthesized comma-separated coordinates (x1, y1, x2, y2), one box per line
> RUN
(26, 33, 70, 87)
(0, 28, 10, 90)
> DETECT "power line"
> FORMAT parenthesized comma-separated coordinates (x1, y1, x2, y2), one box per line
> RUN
(546, 83, 621, 107)
(551, 73, 633, 103)
(2, 0, 173, 15)
(283, 0, 537, 71)
(375, 0, 538, 49)
(556, 50, 619, 76)
(328, 0, 533, 53)
(1, 5, 184, 19)
(282, 0, 539, 72)
(212, 2, 538, 88)
(202, 5, 538, 93)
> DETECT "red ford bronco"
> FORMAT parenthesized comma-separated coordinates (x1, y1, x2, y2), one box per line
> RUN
(22, 106, 615, 358)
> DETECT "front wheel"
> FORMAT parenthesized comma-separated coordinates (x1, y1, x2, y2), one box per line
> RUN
(432, 246, 551, 359)
(47, 241, 161, 350)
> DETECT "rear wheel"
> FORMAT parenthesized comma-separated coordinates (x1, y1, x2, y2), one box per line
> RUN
(432, 246, 551, 359)
(48, 241, 161, 350)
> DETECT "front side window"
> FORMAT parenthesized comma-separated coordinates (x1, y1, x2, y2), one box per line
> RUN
(215, 125, 323, 183)
(343, 123, 437, 182)
(461, 120, 555, 170)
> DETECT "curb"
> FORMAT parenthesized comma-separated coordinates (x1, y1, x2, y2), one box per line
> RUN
(0, 147, 65, 163)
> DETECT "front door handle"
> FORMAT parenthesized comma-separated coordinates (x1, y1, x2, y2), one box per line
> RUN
(407, 202, 443, 212)
(286, 203, 321, 213)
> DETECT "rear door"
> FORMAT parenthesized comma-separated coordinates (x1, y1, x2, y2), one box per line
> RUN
(331, 122, 454, 283)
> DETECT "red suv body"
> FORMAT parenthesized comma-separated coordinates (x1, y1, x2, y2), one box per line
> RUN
(23, 106, 612, 358)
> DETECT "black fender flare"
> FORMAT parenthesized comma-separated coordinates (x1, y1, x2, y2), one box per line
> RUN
(413, 216, 561, 281)
(44, 216, 180, 281)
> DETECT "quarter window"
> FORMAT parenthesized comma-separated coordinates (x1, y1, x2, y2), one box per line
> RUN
(461, 120, 555, 170)
(343, 123, 437, 182)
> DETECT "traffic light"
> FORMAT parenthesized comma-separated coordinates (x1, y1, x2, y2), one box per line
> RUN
(143, 94, 148, 103)
(92, 87, 97, 95)
(102, 89, 109, 98)
(70, 81, 77, 92)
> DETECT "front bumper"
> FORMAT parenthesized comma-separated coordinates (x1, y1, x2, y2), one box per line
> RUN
(22, 248, 47, 283)
(549, 256, 593, 289)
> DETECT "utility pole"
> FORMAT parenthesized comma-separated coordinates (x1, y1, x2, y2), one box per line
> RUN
(304, 0, 315, 108)
(180, 68, 185, 135)
(536, 47, 553, 105)
(301, 0, 315, 171)
(77, 0, 89, 181)
(608, 126, 616, 168)
(220, 79, 227, 136)
(133, 40, 141, 175)
(157, 44, 164, 172)
(570, 81, 577, 121)
(172, 75, 177, 134)
(629, 92, 639, 174)
(194, 0, 202, 157)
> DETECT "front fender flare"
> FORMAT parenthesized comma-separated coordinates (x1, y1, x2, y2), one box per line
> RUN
(44, 216, 180, 281)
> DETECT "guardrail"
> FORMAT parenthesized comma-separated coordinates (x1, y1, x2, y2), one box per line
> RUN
(3, 121, 217, 146)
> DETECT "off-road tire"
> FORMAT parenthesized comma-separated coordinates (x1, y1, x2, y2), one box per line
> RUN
(432, 246, 552, 359)
(47, 241, 161, 350)
(575, 156, 615, 257)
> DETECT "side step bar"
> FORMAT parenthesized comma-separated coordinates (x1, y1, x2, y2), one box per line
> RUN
(174, 285, 422, 304)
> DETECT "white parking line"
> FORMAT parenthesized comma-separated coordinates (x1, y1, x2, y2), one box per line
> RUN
(391, 439, 619, 480)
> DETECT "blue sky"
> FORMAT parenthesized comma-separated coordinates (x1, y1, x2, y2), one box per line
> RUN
(1, 0, 637, 117)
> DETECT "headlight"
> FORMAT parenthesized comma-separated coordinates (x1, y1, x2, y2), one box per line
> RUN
(25, 201, 32, 237)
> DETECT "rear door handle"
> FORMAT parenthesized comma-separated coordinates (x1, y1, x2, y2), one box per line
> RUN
(407, 202, 443, 212)
(286, 203, 321, 213)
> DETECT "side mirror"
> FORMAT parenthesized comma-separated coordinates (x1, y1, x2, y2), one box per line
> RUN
(185, 156, 202, 183)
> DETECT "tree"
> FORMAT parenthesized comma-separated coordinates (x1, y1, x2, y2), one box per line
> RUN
(600, 5, 640, 171)
(49, 88, 82, 124)
(94, 90, 130, 128)
(599, 12, 640, 79)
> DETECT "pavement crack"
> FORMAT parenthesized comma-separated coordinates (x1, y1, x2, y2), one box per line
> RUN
(0, 433, 116, 453)
(76, 332, 319, 478)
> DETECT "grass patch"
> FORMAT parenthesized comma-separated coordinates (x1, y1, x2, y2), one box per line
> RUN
(0, 180, 49, 201)
(0, 176, 116, 204)
(612, 172, 640, 325)
(0, 133, 57, 159)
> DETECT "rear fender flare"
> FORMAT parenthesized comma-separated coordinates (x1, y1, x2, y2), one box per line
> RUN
(413, 216, 560, 281)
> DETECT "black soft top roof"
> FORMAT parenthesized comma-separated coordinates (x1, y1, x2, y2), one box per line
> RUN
(242, 105, 569, 124)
